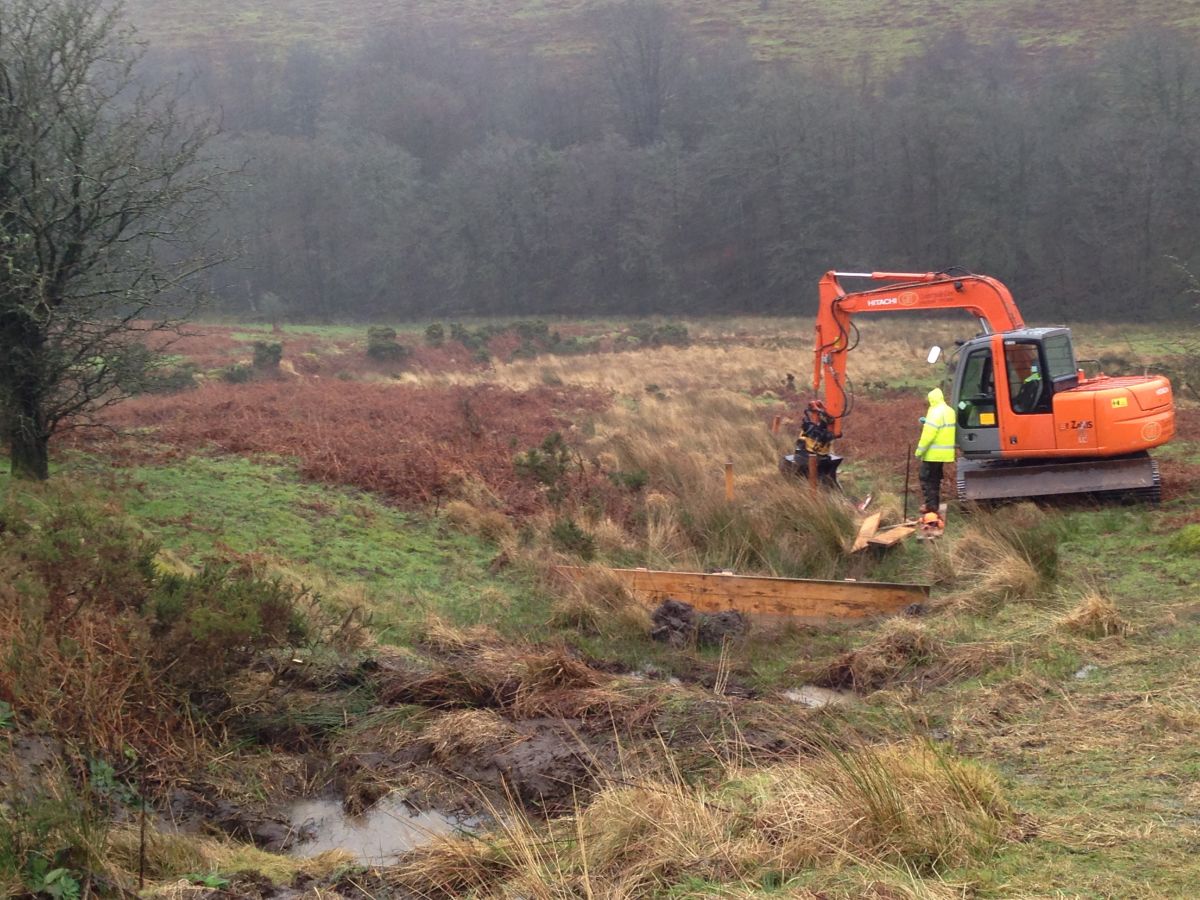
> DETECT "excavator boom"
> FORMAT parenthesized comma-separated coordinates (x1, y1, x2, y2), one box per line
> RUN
(814, 270, 1023, 432)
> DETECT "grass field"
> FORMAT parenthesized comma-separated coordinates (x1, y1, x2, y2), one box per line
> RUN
(124, 0, 1200, 65)
(5, 314, 1199, 897)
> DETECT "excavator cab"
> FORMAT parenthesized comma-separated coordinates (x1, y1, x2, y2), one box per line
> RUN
(953, 328, 1079, 460)
(951, 327, 1170, 502)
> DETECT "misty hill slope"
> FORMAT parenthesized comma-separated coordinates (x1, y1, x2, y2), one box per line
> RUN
(127, 0, 1200, 66)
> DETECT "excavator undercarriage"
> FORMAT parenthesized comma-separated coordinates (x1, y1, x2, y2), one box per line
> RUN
(956, 453, 1161, 504)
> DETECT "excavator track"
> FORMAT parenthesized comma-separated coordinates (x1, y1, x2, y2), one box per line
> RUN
(956, 452, 1161, 504)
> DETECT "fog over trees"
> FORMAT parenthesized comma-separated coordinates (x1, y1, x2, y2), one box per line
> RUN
(150, 2, 1200, 321)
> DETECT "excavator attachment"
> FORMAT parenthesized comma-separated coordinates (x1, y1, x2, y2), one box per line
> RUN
(780, 449, 842, 486)
(956, 452, 1161, 504)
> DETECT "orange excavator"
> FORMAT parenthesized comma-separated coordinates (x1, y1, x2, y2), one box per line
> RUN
(781, 268, 1175, 502)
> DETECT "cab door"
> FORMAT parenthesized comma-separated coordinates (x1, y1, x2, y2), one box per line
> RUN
(953, 343, 1001, 458)
(999, 339, 1056, 455)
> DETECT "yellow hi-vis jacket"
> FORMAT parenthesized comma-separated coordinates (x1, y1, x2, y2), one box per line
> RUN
(915, 387, 956, 462)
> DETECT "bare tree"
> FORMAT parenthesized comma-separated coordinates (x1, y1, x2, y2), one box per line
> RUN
(0, 0, 219, 479)
(592, 0, 685, 147)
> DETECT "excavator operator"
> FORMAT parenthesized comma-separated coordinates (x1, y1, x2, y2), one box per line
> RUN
(915, 387, 956, 529)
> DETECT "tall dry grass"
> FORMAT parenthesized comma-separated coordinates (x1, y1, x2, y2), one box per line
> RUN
(386, 740, 1013, 898)
(941, 503, 1062, 608)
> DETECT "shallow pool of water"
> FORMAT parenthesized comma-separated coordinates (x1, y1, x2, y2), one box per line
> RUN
(289, 795, 477, 864)
(782, 685, 855, 708)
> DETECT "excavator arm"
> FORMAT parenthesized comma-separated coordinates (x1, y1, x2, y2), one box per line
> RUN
(813, 270, 1024, 435)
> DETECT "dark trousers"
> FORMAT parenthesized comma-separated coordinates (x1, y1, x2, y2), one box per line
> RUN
(919, 461, 945, 512)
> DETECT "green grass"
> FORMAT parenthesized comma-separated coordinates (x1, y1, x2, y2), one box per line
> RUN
(113, 455, 544, 643)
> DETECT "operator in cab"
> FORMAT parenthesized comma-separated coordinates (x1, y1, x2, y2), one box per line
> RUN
(915, 387, 956, 530)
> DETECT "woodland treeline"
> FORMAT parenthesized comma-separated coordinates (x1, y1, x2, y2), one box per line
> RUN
(157, 5, 1200, 321)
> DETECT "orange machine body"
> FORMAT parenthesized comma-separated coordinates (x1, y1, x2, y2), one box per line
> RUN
(967, 332, 1175, 460)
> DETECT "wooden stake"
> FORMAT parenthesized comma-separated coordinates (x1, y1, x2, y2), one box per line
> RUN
(771, 414, 782, 434)
(724, 461, 735, 501)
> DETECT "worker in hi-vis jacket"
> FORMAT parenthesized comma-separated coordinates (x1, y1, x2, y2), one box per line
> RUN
(915, 387, 956, 528)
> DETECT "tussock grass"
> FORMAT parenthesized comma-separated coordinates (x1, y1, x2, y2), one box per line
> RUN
(548, 566, 652, 638)
(386, 741, 1013, 897)
(944, 503, 1060, 607)
(1057, 592, 1130, 639)
(809, 619, 944, 692)
(418, 614, 503, 654)
(751, 742, 1011, 871)
(106, 827, 353, 889)
(421, 709, 526, 760)
(444, 499, 515, 542)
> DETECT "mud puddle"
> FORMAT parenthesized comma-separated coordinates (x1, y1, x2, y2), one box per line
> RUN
(289, 796, 480, 864)
(783, 685, 855, 708)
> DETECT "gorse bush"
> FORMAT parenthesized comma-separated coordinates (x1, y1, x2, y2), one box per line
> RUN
(424, 322, 445, 347)
(251, 340, 283, 371)
(152, 568, 308, 689)
(220, 362, 254, 383)
(514, 431, 574, 507)
(549, 518, 596, 560)
(0, 480, 308, 762)
(366, 325, 409, 361)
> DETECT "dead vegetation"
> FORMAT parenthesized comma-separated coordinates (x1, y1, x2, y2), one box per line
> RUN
(938, 503, 1061, 608)
(807, 619, 946, 692)
(384, 740, 1016, 898)
(545, 566, 653, 638)
(1057, 592, 1130, 639)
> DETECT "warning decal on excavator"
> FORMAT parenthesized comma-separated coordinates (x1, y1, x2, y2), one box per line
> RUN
(979, 412, 995, 425)
(1111, 397, 1128, 408)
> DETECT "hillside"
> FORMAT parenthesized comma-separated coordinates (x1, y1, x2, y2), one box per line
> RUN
(126, 0, 1200, 65)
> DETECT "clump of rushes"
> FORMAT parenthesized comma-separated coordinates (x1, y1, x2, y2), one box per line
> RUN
(1058, 592, 1130, 639)
(808, 619, 944, 693)
(385, 741, 1015, 897)
(948, 503, 1061, 607)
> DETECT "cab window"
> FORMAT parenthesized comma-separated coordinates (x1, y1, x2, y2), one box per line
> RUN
(1042, 334, 1076, 381)
(1006, 341, 1052, 414)
(957, 347, 997, 428)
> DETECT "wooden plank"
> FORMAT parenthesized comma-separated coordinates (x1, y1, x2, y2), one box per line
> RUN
(556, 566, 927, 621)
(850, 513, 882, 552)
(868, 525, 917, 547)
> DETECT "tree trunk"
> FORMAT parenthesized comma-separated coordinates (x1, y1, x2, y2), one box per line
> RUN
(3, 323, 50, 480)
(8, 395, 50, 481)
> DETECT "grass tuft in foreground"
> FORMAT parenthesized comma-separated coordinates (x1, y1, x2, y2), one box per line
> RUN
(385, 741, 1014, 897)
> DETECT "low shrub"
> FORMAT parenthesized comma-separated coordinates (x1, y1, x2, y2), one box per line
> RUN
(366, 325, 410, 361)
(0, 480, 309, 765)
(608, 469, 649, 492)
(220, 362, 255, 383)
(424, 322, 445, 347)
(549, 518, 596, 560)
(514, 431, 574, 507)
(251, 340, 283, 371)
(151, 568, 309, 690)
